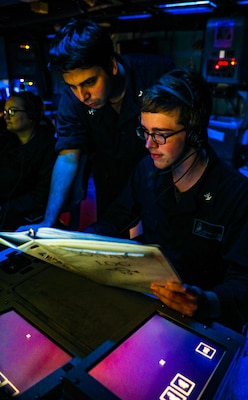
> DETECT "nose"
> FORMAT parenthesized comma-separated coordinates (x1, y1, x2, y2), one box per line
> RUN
(145, 134, 158, 149)
(76, 87, 90, 103)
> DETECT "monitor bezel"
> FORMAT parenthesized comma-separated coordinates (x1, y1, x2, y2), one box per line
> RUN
(72, 306, 246, 400)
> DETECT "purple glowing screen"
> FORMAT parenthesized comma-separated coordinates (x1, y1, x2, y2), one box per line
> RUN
(89, 314, 225, 400)
(0, 310, 72, 396)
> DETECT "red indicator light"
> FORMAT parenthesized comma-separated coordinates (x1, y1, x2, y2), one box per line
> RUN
(217, 60, 229, 67)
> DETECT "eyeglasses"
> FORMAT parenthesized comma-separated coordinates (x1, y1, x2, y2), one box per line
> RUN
(3, 109, 27, 117)
(136, 125, 185, 145)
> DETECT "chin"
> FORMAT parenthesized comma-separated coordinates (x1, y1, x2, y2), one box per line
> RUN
(154, 160, 168, 170)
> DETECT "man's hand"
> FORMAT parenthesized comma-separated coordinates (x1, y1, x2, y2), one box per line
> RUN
(150, 281, 199, 317)
(16, 221, 51, 235)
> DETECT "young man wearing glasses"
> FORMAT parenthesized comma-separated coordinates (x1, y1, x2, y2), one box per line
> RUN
(17, 17, 174, 233)
(85, 68, 248, 333)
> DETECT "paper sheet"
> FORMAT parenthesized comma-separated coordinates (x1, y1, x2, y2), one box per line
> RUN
(20, 239, 181, 293)
(0, 228, 181, 294)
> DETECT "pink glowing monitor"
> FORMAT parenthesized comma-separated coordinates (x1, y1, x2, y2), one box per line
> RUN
(0, 310, 72, 397)
(88, 313, 227, 400)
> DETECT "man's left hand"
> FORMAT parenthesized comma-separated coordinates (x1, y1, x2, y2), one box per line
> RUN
(150, 281, 199, 317)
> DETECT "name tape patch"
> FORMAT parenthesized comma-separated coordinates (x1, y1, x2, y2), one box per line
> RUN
(193, 219, 224, 242)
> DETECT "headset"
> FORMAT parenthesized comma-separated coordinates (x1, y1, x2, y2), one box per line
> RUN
(155, 69, 208, 149)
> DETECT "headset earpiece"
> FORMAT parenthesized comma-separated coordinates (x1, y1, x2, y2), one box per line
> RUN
(186, 126, 206, 148)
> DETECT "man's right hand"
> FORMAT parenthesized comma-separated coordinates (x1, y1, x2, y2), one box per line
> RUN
(16, 220, 51, 235)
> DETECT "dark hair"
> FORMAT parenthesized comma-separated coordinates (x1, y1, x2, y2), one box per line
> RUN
(10, 91, 44, 123)
(140, 68, 212, 147)
(48, 18, 115, 74)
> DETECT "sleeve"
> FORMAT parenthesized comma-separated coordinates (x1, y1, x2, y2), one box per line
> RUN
(212, 264, 248, 332)
(55, 87, 90, 153)
(212, 218, 248, 332)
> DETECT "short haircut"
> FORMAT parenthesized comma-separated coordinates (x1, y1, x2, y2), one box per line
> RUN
(140, 68, 212, 146)
(48, 18, 115, 75)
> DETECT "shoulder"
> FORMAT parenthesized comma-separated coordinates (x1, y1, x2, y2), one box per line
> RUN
(207, 146, 248, 196)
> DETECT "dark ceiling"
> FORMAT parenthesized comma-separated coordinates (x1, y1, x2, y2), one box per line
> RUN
(0, 0, 246, 37)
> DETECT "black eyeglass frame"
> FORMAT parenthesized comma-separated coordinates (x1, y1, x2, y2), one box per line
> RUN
(136, 125, 185, 145)
(3, 109, 27, 117)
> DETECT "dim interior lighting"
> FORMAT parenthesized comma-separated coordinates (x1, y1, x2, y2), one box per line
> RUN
(158, 1, 217, 7)
(158, 1, 217, 14)
(117, 13, 152, 20)
(46, 34, 55, 39)
(83, 0, 97, 6)
(237, 0, 248, 4)
(30, 1, 48, 14)
(20, 44, 31, 50)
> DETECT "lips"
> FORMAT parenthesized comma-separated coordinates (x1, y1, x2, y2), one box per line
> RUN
(87, 101, 98, 108)
(150, 153, 162, 159)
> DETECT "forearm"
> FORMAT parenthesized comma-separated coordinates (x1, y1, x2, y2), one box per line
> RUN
(43, 151, 80, 226)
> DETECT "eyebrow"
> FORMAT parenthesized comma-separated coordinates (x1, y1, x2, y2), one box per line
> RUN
(64, 75, 97, 87)
(141, 125, 180, 133)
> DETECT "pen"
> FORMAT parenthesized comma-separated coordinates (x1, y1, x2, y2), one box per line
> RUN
(63, 248, 145, 256)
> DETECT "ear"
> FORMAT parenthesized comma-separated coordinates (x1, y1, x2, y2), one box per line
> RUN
(111, 56, 118, 76)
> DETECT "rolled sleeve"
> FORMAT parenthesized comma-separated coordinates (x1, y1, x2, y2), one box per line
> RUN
(55, 88, 89, 153)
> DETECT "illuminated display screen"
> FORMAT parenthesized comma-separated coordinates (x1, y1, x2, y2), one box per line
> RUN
(214, 21, 234, 48)
(88, 313, 226, 400)
(0, 310, 72, 397)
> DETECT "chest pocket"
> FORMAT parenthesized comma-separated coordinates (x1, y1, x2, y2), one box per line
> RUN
(192, 219, 225, 242)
